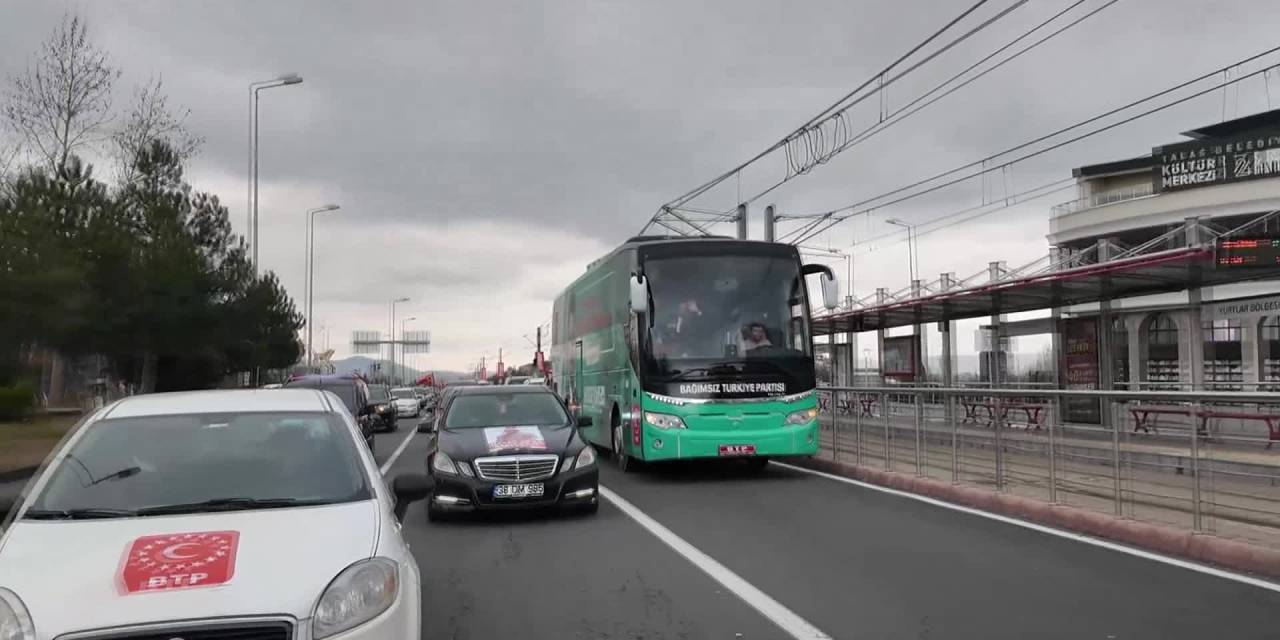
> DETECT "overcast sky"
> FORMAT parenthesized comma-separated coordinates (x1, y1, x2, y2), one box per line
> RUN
(4, 0, 1279, 372)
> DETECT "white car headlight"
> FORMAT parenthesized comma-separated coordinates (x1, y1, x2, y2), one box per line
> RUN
(313, 558, 399, 639)
(644, 411, 686, 429)
(433, 451, 459, 475)
(0, 589, 34, 640)
(785, 408, 819, 425)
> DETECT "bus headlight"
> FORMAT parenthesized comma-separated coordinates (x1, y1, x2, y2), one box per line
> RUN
(784, 408, 819, 426)
(644, 412, 686, 429)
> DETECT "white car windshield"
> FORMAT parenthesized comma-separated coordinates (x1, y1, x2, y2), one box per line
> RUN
(25, 412, 372, 518)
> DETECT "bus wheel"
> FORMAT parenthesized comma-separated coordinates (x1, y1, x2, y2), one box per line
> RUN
(612, 420, 636, 473)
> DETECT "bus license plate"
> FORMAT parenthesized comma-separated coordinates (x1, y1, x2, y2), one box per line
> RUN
(719, 444, 757, 456)
(493, 483, 544, 499)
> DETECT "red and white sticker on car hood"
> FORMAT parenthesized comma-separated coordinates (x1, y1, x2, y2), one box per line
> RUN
(120, 530, 240, 594)
(483, 426, 548, 452)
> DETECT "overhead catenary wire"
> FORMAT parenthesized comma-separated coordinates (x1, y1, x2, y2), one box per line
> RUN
(745, 0, 1120, 211)
(642, 0, 1008, 235)
(782, 46, 1280, 245)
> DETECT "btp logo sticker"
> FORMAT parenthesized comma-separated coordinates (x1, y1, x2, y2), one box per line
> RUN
(121, 531, 239, 594)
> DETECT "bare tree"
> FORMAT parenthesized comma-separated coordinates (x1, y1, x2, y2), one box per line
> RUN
(3, 13, 120, 173)
(111, 76, 203, 185)
(0, 138, 18, 195)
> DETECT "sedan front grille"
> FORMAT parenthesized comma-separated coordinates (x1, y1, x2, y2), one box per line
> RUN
(58, 620, 292, 640)
(474, 454, 559, 481)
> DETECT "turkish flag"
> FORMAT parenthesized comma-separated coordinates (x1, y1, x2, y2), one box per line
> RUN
(121, 530, 239, 594)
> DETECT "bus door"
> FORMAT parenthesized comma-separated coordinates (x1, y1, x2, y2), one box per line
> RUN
(569, 340, 584, 416)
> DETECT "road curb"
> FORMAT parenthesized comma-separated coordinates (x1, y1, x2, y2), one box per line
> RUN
(795, 456, 1280, 581)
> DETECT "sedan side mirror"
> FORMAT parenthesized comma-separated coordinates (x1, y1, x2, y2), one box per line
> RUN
(391, 473, 435, 521)
(577, 415, 593, 427)
(416, 418, 435, 434)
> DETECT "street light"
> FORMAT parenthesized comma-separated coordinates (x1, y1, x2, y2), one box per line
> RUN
(885, 218, 919, 284)
(389, 297, 410, 384)
(305, 203, 340, 368)
(400, 316, 417, 384)
(247, 72, 303, 274)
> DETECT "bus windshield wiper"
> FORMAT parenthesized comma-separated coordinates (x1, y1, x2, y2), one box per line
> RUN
(23, 508, 137, 520)
(665, 364, 741, 382)
(136, 497, 335, 516)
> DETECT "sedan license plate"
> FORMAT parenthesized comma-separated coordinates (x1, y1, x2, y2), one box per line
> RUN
(493, 483, 544, 499)
(719, 444, 757, 456)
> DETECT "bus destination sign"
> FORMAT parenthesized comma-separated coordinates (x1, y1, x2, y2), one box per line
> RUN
(1216, 237, 1280, 269)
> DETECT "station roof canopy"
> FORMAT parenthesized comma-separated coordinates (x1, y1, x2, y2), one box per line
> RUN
(811, 247, 1280, 336)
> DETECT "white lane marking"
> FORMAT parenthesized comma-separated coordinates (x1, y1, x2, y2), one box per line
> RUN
(774, 462, 1280, 594)
(380, 425, 419, 476)
(599, 485, 833, 640)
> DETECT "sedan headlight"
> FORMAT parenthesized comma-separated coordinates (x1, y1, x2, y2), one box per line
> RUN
(432, 451, 459, 475)
(313, 558, 399, 639)
(785, 408, 819, 426)
(0, 588, 34, 640)
(644, 411, 686, 429)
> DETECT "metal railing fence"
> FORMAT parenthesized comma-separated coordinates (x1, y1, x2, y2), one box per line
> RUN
(817, 385, 1280, 548)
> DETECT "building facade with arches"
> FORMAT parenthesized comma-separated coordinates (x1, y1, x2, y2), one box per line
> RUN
(1051, 108, 1280, 395)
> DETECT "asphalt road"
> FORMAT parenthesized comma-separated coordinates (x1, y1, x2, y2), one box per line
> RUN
(375, 417, 1280, 640)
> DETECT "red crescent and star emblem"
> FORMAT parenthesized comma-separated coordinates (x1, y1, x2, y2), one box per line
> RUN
(121, 530, 239, 594)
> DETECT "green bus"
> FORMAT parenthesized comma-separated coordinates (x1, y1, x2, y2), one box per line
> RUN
(550, 235, 838, 470)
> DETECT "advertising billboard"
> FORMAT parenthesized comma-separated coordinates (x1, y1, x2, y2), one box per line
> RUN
(1062, 317, 1101, 424)
(882, 335, 920, 381)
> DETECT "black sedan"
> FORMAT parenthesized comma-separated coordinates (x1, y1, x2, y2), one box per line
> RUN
(423, 386, 598, 521)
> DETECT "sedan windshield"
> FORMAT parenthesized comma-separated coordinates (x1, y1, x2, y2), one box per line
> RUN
(391, 388, 416, 399)
(26, 412, 371, 517)
(445, 393, 568, 429)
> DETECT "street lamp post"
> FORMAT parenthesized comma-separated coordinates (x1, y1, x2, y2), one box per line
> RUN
(247, 73, 303, 273)
(885, 218, 919, 284)
(400, 316, 417, 385)
(306, 204, 340, 368)
(389, 297, 410, 384)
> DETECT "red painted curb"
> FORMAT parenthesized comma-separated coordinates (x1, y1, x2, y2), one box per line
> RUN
(793, 457, 1280, 581)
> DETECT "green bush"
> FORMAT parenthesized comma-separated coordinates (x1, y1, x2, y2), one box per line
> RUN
(0, 384, 36, 421)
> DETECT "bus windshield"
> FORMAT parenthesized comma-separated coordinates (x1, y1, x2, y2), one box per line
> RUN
(644, 252, 811, 362)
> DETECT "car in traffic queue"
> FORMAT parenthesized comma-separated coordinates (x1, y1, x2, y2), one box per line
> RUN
(503, 375, 530, 386)
(421, 386, 598, 521)
(282, 373, 378, 449)
(390, 387, 421, 419)
(0, 389, 435, 640)
(366, 384, 398, 432)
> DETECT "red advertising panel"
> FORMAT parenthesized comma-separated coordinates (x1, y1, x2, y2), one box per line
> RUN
(882, 335, 920, 381)
(1063, 317, 1101, 424)
(121, 531, 239, 594)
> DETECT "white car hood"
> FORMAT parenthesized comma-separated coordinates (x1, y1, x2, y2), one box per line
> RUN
(0, 500, 379, 636)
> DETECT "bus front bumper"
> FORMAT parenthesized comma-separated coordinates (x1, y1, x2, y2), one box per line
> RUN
(642, 421, 819, 461)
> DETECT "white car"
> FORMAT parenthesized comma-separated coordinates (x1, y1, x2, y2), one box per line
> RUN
(390, 388, 420, 418)
(0, 389, 434, 640)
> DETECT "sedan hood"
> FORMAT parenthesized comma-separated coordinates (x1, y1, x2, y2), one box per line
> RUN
(440, 423, 575, 460)
(0, 501, 379, 636)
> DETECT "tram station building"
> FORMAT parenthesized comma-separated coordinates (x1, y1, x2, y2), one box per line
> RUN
(814, 108, 1280, 411)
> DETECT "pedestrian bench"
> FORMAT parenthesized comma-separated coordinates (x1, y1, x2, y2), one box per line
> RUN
(1128, 405, 1280, 448)
(960, 399, 1048, 431)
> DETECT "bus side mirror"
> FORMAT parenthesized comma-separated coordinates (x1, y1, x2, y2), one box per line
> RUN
(821, 273, 838, 310)
(803, 264, 839, 310)
(629, 273, 649, 314)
